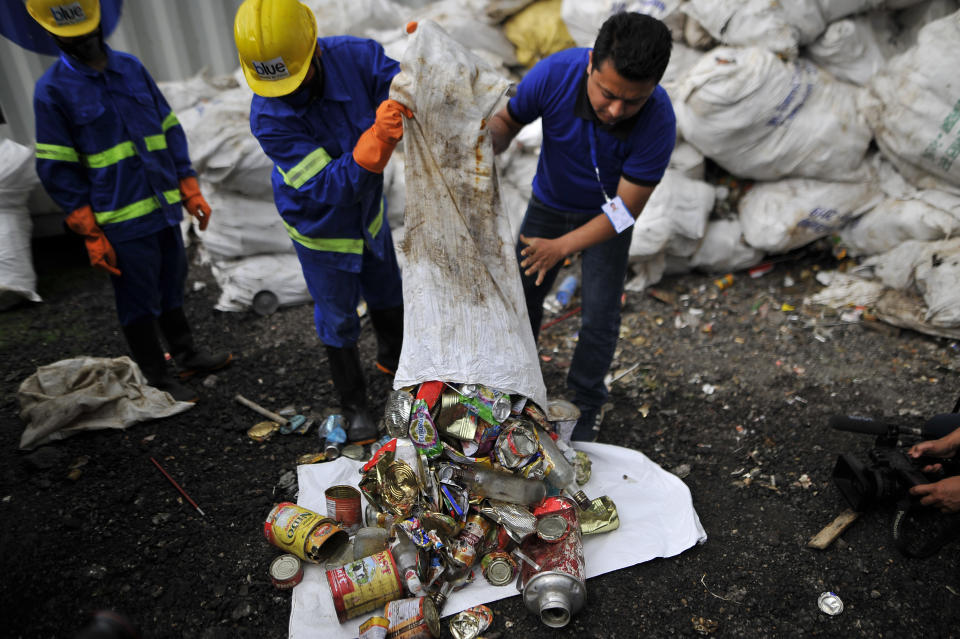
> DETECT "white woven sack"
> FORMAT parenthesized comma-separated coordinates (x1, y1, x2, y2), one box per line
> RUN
(863, 10, 960, 194)
(389, 21, 547, 407)
(739, 175, 881, 254)
(674, 46, 873, 182)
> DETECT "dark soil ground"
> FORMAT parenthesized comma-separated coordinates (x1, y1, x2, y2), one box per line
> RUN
(2, 233, 959, 639)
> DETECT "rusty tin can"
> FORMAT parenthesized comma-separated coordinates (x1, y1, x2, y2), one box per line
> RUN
(326, 485, 363, 535)
(385, 595, 440, 639)
(519, 496, 585, 628)
(326, 549, 404, 622)
(263, 502, 348, 564)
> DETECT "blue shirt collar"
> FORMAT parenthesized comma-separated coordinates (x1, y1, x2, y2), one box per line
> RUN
(58, 44, 118, 76)
(279, 40, 352, 112)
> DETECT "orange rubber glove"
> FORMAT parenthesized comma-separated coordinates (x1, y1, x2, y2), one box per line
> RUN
(65, 205, 121, 276)
(406, 21, 417, 33)
(179, 176, 211, 231)
(352, 99, 414, 174)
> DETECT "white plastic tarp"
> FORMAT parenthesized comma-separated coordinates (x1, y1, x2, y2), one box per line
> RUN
(211, 253, 312, 313)
(199, 184, 293, 260)
(288, 442, 707, 639)
(389, 21, 547, 408)
(673, 46, 874, 182)
(561, 0, 686, 48)
(17, 356, 194, 450)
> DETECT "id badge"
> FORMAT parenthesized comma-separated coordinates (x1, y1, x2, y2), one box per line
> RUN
(601, 195, 634, 233)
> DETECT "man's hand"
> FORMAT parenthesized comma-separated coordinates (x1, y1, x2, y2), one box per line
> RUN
(909, 435, 960, 473)
(519, 234, 568, 286)
(909, 476, 960, 513)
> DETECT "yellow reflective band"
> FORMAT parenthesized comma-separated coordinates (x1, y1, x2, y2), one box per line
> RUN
(161, 111, 179, 132)
(84, 141, 137, 168)
(36, 143, 79, 163)
(94, 188, 182, 225)
(145, 134, 168, 152)
(282, 220, 363, 254)
(279, 147, 332, 190)
(368, 197, 384, 238)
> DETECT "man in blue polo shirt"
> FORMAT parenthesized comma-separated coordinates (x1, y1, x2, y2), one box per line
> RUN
(489, 12, 675, 441)
(235, 0, 412, 442)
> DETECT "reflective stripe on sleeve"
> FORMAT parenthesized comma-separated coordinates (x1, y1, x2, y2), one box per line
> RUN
(368, 197, 384, 238)
(144, 134, 168, 151)
(282, 220, 364, 254)
(279, 147, 333, 190)
(35, 143, 80, 163)
(162, 111, 179, 132)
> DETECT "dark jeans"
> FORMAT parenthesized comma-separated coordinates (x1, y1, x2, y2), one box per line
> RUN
(516, 195, 634, 412)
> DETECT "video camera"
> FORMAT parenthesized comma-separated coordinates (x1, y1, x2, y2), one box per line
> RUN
(831, 413, 960, 512)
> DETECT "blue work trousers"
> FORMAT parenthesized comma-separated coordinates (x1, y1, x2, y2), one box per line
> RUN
(295, 232, 403, 348)
(516, 195, 634, 412)
(111, 225, 187, 326)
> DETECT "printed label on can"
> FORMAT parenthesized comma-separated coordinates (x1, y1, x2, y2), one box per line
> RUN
(385, 596, 440, 639)
(359, 616, 390, 639)
(326, 550, 403, 622)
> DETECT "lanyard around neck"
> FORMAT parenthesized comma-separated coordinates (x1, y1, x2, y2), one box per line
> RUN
(588, 121, 613, 203)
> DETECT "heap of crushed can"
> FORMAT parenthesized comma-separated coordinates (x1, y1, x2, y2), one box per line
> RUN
(264, 380, 620, 636)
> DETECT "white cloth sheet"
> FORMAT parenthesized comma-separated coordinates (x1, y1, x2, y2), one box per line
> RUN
(289, 442, 707, 638)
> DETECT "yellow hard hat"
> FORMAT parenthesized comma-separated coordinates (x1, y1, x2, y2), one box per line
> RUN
(26, 0, 101, 37)
(234, 0, 318, 98)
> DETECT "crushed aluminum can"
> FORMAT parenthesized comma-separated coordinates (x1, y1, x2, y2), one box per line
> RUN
(478, 500, 537, 542)
(494, 422, 539, 470)
(449, 605, 494, 639)
(248, 420, 280, 442)
(409, 399, 443, 458)
(359, 616, 389, 639)
(818, 592, 843, 616)
(579, 495, 619, 536)
(546, 399, 580, 443)
(342, 444, 366, 461)
(384, 389, 415, 439)
(297, 451, 326, 465)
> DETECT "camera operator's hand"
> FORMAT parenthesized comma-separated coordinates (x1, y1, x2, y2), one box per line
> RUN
(909, 476, 960, 513)
(909, 428, 960, 472)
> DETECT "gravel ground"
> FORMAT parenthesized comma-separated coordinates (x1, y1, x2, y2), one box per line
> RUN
(2, 233, 959, 638)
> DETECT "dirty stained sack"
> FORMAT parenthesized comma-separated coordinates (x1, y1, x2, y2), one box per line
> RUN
(389, 21, 548, 408)
(17, 356, 194, 450)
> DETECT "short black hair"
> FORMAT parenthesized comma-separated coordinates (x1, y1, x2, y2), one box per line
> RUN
(592, 12, 672, 84)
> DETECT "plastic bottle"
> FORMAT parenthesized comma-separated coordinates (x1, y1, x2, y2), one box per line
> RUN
(391, 532, 427, 596)
(536, 428, 590, 509)
(451, 465, 546, 505)
(544, 274, 578, 312)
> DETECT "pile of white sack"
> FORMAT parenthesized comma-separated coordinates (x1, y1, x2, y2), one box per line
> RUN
(8, 0, 960, 338)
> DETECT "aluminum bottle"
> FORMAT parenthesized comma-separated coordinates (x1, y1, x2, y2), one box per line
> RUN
(449, 465, 546, 505)
(536, 427, 590, 509)
(519, 496, 585, 628)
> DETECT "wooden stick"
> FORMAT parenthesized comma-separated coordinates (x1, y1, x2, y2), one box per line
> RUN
(807, 509, 859, 549)
(234, 394, 288, 425)
(150, 457, 205, 517)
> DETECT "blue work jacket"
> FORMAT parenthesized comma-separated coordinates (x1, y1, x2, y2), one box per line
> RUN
(250, 36, 398, 273)
(33, 47, 194, 243)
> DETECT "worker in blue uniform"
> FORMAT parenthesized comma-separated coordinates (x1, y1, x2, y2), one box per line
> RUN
(29, 0, 232, 403)
(489, 12, 676, 441)
(234, 0, 410, 442)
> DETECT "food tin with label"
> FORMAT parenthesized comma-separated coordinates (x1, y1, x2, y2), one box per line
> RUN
(326, 549, 403, 622)
(326, 485, 363, 535)
(263, 502, 348, 564)
(384, 595, 440, 638)
(359, 616, 390, 639)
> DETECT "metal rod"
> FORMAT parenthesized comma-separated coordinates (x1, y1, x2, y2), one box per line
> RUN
(234, 394, 288, 425)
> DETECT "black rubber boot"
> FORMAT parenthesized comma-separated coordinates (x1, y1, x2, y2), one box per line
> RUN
(157, 307, 232, 379)
(122, 320, 198, 403)
(325, 344, 378, 442)
(369, 305, 404, 375)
